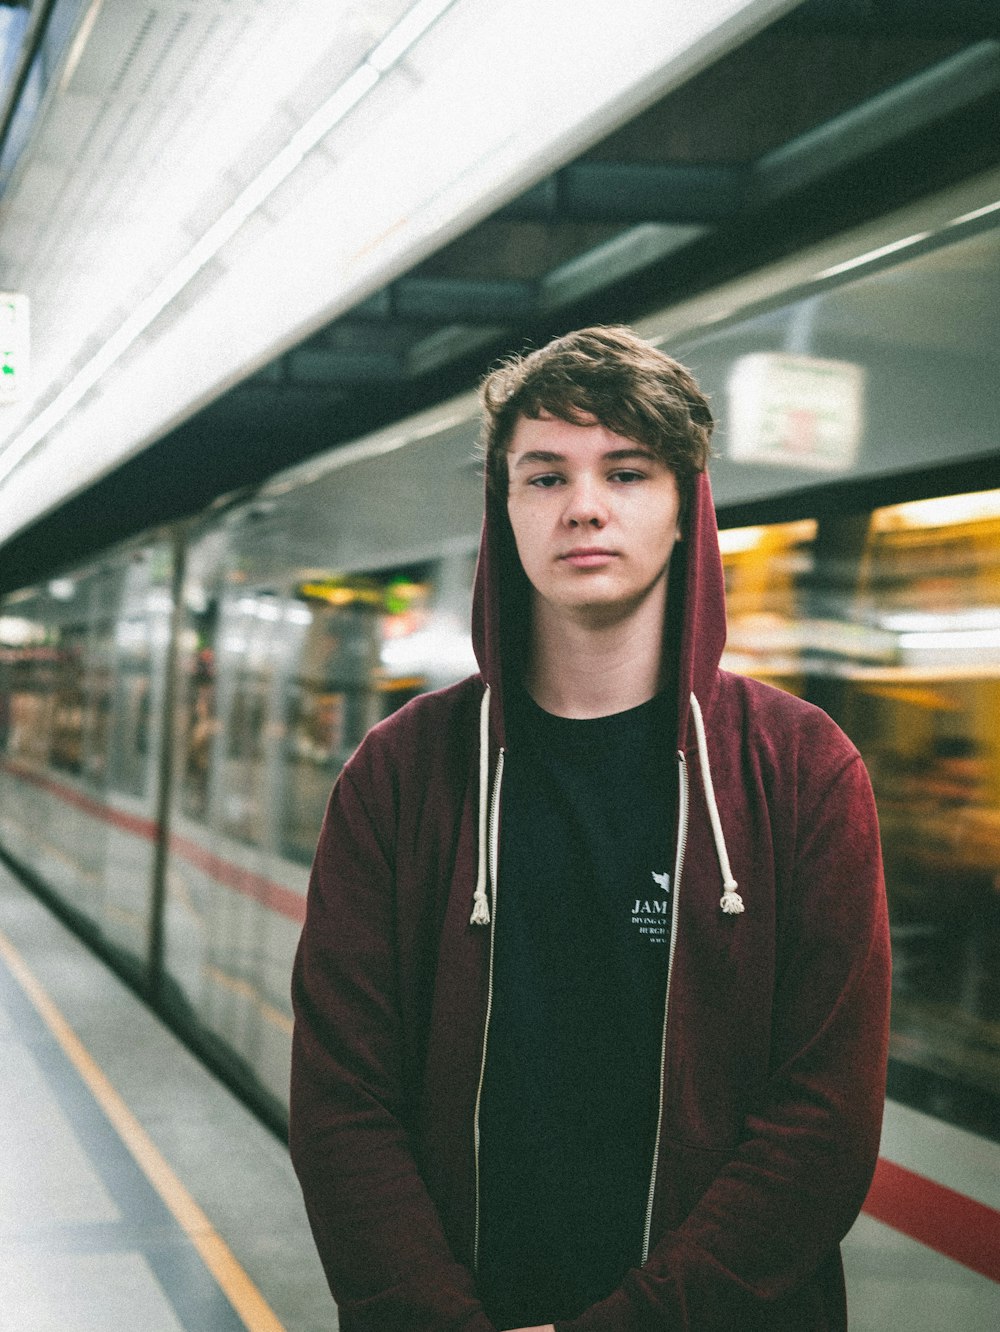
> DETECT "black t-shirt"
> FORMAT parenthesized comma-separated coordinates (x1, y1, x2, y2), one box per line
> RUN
(477, 687, 677, 1328)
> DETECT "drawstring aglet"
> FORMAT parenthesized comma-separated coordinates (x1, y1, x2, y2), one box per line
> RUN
(689, 692, 746, 920)
(470, 891, 491, 926)
(720, 880, 745, 915)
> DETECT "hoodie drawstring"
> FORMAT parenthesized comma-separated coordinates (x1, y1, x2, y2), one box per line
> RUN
(470, 685, 743, 922)
(470, 686, 492, 925)
(689, 692, 745, 916)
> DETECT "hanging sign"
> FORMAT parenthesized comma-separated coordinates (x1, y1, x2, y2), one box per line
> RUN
(727, 351, 865, 472)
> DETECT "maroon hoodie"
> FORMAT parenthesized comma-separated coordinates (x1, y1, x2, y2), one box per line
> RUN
(289, 467, 891, 1331)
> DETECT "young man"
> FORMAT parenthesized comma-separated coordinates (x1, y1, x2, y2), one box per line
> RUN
(289, 326, 891, 1331)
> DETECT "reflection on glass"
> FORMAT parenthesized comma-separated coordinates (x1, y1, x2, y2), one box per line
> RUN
(82, 621, 114, 790)
(280, 570, 428, 865)
(179, 578, 221, 824)
(0, 617, 56, 766)
(277, 556, 477, 864)
(50, 627, 86, 776)
(721, 490, 1000, 1117)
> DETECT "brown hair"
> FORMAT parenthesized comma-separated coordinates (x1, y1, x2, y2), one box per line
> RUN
(478, 325, 713, 502)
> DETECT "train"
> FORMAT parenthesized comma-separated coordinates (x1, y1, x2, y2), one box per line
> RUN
(1, 164, 998, 1170)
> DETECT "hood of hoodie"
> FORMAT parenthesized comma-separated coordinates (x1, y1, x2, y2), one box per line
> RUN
(470, 464, 727, 750)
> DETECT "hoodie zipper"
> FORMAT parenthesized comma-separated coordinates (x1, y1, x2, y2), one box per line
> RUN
(641, 749, 689, 1264)
(472, 746, 504, 1273)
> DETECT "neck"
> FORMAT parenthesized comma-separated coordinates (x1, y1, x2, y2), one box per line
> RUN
(525, 586, 667, 719)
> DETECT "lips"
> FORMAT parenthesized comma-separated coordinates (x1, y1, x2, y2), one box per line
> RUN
(559, 547, 618, 567)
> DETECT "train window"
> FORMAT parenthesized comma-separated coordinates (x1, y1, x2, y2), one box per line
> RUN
(847, 489, 1000, 1116)
(720, 519, 818, 694)
(106, 558, 173, 802)
(107, 653, 152, 798)
(80, 619, 114, 790)
(0, 615, 54, 767)
(280, 580, 387, 865)
(50, 625, 87, 776)
(178, 594, 220, 824)
(278, 559, 476, 865)
(220, 665, 272, 846)
(210, 590, 288, 849)
(721, 488, 1000, 1123)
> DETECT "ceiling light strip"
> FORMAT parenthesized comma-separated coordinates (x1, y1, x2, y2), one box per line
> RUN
(0, 0, 458, 488)
(815, 232, 932, 280)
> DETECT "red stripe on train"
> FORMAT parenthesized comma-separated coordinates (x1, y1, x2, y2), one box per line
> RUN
(1, 757, 158, 841)
(0, 757, 305, 924)
(863, 1157, 1000, 1283)
(167, 833, 306, 925)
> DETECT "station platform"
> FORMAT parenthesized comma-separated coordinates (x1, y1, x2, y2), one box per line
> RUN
(0, 860, 333, 1332)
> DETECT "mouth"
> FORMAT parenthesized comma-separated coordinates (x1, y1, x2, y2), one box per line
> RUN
(559, 547, 618, 568)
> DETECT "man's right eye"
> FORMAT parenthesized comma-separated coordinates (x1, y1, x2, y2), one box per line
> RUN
(528, 474, 563, 488)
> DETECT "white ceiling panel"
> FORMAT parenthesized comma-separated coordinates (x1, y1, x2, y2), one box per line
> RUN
(65, 3, 162, 97)
(29, 92, 105, 165)
(5, 159, 64, 217)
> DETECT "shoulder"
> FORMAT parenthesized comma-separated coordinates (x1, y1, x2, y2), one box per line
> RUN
(712, 673, 881, 875)
(713, 669, 863, 787)
(363, 674, 482, 750)
(342, 674, 483, 792)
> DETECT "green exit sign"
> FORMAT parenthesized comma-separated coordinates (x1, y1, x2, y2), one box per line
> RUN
(0, 293, 28, 401)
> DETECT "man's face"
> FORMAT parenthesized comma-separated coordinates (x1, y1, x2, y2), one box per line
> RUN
(505, 412, 682, 625)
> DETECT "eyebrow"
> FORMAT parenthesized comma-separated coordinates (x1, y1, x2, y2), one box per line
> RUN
(511, 446, 660, 468)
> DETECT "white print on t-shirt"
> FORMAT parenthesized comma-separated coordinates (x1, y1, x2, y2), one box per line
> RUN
(631, 872, 671, 943)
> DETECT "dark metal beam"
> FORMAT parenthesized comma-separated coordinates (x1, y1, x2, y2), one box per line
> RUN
(392, 277, 537, 323)
(497, 162, 750, 225)
(783, 0, 1000, 39)
(755, 40, 1000, 201)
(347, 277, 539, 326)
(285, 347, 407, 385)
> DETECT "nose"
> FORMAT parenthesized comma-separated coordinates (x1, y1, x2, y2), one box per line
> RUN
(562, 476, 608, 529)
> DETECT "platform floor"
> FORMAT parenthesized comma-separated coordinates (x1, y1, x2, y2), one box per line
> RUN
(1, 858, 998, 1331)
(0, 861, 334, 1332)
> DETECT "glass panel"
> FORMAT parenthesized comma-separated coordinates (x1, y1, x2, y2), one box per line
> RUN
(212, 589, 285, 848)
(179, 601, 220, 823)
(0, 608, 53, 766)
(107, 665, 152, 797)
(279, 553, 477, 864)
(105, 551, 174, 802)
(721, 488, 1000, 1121)
(81, 615, 114, 791)
(675, 222, 1000, 509)
(846, 491, 1000, 1109)
(279, 569, 424, 866)
(50, 623, 87, 776)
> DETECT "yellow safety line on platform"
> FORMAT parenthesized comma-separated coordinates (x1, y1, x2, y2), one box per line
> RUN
(0, 926, 286, 1332)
